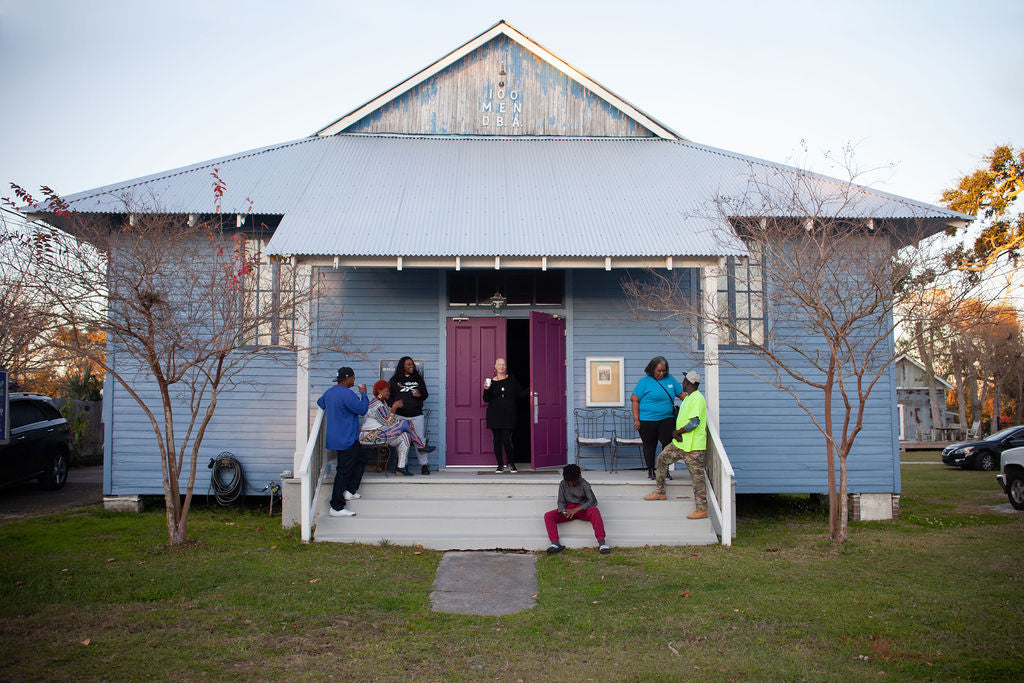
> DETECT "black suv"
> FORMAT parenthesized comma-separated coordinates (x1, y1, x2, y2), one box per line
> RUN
(941, 425, 1024, 471)
(1, 393, 72, 489)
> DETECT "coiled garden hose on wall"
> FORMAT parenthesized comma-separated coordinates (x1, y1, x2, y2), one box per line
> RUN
(208, 451, 245, 506)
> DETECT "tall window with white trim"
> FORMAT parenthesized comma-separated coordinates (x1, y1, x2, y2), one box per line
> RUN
(715, 244, 767, 346)
(246, 238, 296, 346)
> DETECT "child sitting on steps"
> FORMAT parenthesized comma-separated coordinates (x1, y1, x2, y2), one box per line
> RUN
(543, 464, 610, 555)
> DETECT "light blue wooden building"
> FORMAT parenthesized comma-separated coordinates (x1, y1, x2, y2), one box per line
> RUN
(39, 21, 968, 533)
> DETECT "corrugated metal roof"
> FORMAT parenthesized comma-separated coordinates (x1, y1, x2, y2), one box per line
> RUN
(48, 135, 970, 259)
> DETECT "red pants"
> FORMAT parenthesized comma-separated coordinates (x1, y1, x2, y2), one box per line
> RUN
(543, 504, 606, 543)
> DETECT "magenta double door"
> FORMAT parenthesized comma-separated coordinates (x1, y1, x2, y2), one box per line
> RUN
(445, 312, 567, 468)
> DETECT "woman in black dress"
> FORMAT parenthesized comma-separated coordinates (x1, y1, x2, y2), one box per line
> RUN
(483, 357, 527, 473)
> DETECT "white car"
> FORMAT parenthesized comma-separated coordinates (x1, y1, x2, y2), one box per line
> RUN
(996, 446, 1024, 510)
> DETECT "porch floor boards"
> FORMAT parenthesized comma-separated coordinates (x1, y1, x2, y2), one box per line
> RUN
(313, 468, 719, 550)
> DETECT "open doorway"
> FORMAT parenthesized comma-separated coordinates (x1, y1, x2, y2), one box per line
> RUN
(445, 313, 564, 468)
(506, 318, 531, 465)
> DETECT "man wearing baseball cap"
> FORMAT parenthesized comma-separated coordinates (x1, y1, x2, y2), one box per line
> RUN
(317, 367, 369, 517)
(644, 370, 708, 519)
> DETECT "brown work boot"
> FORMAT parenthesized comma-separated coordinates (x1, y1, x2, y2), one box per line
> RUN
(687, 509, 708, 519)
(643, 491, 667, 501)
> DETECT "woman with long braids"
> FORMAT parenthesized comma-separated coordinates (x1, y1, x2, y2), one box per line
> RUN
(389, 356, 432, 474)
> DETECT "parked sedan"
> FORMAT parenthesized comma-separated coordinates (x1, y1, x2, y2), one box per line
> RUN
(941, 425, 1024, 471)
(1, 393, 72, 489)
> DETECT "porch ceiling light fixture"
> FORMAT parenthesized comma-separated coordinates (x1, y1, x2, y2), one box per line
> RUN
(489, 289, 507, 316)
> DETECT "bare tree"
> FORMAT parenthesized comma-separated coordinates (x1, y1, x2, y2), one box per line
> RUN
(625, 163, 969, 544)
(0, 207, 58, 389)
(8, 181, 351, 545)
(904, 289, 1005, 438)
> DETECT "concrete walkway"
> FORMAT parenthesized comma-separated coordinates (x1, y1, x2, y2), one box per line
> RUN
(430, 551, 537, 615)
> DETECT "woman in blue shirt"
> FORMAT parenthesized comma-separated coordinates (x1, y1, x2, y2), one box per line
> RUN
(630, 356, 686, 479)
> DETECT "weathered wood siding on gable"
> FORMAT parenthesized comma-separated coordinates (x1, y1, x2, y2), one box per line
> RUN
(345, 35, 655, 137)
(106, 350, 297, 495)
(311, 267, 443, 465)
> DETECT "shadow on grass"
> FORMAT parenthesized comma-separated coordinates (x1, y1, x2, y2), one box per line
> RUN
(736, 493, 828, 522)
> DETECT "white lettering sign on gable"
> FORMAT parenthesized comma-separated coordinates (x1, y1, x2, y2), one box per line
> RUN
(480, 59, 521, 130)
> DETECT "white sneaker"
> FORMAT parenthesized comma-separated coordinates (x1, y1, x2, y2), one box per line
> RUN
(329, 508, 356, 517)
(343, 491, 361, 500)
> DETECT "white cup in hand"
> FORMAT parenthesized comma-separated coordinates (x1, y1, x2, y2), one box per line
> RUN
(484, 378, 492, 388)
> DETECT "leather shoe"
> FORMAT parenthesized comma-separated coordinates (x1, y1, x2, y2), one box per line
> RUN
(687, 509, 708, 519)
(643, 492, 667, 501)
(421, 464, 431, 475)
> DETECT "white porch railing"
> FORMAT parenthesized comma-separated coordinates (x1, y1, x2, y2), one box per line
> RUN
(704, 422, 736, 545)
(298, 407, 327, 543)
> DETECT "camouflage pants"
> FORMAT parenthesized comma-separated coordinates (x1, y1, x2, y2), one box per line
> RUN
(655, 444, 706, 508)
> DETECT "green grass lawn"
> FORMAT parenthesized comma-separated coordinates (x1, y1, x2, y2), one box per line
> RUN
(900, 448, 945, 463)
(1, 463, 1021, 681)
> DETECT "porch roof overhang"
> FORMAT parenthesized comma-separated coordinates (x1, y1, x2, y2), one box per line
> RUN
(295, 254, 724, 270)
(38, 134, 972, 267)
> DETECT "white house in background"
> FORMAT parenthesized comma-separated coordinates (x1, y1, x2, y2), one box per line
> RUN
(895, 354, 954, 441)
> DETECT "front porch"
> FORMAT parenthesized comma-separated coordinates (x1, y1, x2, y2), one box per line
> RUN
(311, 467, 719, 550)
(292, 403, 736, 548)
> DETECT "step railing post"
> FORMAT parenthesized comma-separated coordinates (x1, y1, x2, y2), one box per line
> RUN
(298, 408, 326, 542)
(706, 422, 735, 545)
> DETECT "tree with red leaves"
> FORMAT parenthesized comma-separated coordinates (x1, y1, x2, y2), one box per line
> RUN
(5, 180, 353, 545)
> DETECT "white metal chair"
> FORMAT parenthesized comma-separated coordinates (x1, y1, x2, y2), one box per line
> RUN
(610, 408, 644, 473)
(574, 408, 612, 470)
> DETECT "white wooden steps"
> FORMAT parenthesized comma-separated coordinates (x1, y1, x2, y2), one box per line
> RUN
(312, 469, 718, 550)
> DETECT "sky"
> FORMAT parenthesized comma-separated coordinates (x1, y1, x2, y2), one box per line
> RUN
(0, 0, 1021, 209)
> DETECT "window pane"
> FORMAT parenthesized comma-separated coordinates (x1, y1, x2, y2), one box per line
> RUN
(534, 271, 564, 304)
(748, 265, 762, 291)
(448, 272, 475, 305)
(735, 259, 748, 285)
(736, 292, 749, 318)
(477, 272, 502, 304)
(751, 321, 764, 345)
(506, 272, 532, 304)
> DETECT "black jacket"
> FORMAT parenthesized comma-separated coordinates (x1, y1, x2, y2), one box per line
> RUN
(390, 374, 428, 418)
(483, 375, 527, 430)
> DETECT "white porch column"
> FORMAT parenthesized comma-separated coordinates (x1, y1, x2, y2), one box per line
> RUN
(293, 267, 313, 474)
(701, 259, 724, 433)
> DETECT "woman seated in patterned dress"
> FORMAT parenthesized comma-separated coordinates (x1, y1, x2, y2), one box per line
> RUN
(360, 380, 426, 476)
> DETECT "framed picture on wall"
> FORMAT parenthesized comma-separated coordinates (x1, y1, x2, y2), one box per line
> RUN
(379, 359, 425, 381)
(585, 356, 624, 406)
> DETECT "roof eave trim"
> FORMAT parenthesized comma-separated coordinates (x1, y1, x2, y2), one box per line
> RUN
(274, 254, 727, 270)
(315, 21, 682, 141)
